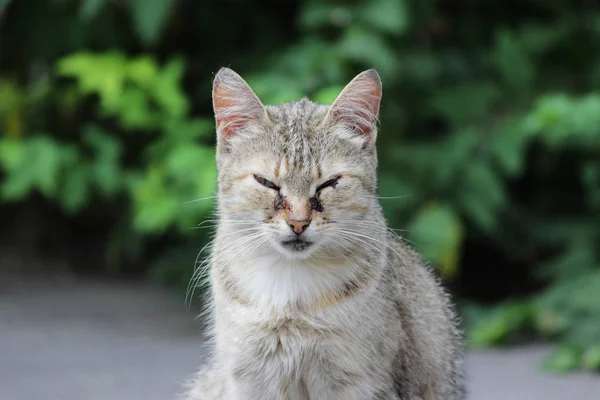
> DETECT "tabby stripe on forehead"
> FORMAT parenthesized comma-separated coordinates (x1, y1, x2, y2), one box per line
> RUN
(287, 100, 314, 169)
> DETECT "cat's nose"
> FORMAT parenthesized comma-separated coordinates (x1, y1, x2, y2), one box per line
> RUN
(288, 218, 311, 235)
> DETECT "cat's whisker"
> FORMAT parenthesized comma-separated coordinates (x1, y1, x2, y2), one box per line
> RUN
(237, 236, 270, 260)
(194, 231, 263, 268)
(325, 237, 362, 261)
(335, 231, 389, 261)
(197, 219, 257, 227)
(333, 219, 409, 232)
(183, 195, 218, 204)
(329, 220, 416, 247)
(187, 227, 263, 304)
(334, 228, 409, 268)
(187, 230, 266, 305)
(191, 233, 270, 295)
(373, 195, 412, 200)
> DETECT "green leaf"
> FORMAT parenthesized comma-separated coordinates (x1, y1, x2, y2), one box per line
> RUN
(247, 74, 305, 105)
(164, 145, 215, 184)
(378, 172, 418, 218)
(131, 166, 179, 232)
(542, 345, 583, 373)
(162, 118, 214, 143)
(113, 87, 156, 130)
(491, 29, 535, 92)
(312, 85, 343, 104)
(582, 345, 600, 371)
(130, 0, 173, 46)
(0, 139, 25, 170)
(582, 162, 600, 208)
(300, 2, 352, 29)
(397, 51, 442, 84)
(490, 118, 532, 176)
(150, 57, 188, 117)
(338, 26, 398, 76)
(57, 52, 127, 111)
(60, 166, 90, 214)
(535, 309, 570, 338)
(131, 142, 216, 233)
(126, 55, 159, 89)
(536, 238, 596, 281)
(524, 94, 600, 146)
(467, 301, 535, 348)
(358, 0, 409, 35)
(429, 83, 500, 127)
(407, 203, 464, 277)
(431, 129, 480, 188)
(82, 125, 123, 197)
(457, 162, 506, 231)
(79, 0, 105, 21)
(0, 136, 78, 200)
(519, 23, 569, 55)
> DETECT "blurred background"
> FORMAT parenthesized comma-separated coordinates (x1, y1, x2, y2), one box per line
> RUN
(1, 0, 600, 398)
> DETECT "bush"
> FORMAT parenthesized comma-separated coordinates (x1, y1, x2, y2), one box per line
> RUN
(0, 0, 599, 371)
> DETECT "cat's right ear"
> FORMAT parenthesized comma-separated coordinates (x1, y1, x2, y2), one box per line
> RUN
(212, 68, 265, 150)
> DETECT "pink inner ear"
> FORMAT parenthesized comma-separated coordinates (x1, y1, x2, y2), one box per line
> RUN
(212, 69, 264, 141)
(329, 70, 382, 139)
(213, 83, 250, 138)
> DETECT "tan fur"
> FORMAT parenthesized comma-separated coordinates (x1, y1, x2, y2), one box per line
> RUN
(180, 69, 465, 400)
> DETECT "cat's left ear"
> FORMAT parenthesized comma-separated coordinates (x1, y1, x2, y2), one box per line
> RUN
(326, 69, 382, 147)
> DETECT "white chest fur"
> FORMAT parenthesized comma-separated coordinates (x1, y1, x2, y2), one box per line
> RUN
(233, 254, 360, 306)
(211, 255, 390, 399)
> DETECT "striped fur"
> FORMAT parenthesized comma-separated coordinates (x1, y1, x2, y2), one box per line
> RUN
(181, 68, 465, 400)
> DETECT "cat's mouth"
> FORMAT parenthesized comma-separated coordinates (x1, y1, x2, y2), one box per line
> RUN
(280, 238, 313, 252)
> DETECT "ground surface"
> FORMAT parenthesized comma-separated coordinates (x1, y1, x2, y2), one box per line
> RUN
(1, 276, 599, 400)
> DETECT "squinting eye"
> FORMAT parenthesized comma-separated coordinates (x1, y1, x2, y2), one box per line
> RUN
(253, 175, 280, 191)
(316, 176, 341, 193)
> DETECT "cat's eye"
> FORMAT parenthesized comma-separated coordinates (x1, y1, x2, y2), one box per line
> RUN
(253, 175, 280, 191)
(316, 176, 341, 193)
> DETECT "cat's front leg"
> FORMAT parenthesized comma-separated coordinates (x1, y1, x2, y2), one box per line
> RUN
(303, 351, 402, 400)
(304, 366, 384, 400)
(307, 379, 391, 400)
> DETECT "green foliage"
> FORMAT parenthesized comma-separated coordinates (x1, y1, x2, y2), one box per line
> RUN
(1, 0, 600, 373)
(0, 51, 216, 270)
(408, 203, 464, 278)
(129, 0, 173, 46)
(53, 52, 216, 233)
(466, 300, 535, 348)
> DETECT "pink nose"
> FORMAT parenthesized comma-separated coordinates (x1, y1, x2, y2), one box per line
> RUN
(288, 219, 310, 235)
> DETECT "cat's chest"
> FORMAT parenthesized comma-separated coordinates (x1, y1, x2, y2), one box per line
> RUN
(247, 313, 326, 356)
(216, 256, 368, 357)
(223, 302, 344, 357)
(231, 255, 360, 307)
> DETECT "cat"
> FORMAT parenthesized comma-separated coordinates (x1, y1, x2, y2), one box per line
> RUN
(180, 68, 466, 400)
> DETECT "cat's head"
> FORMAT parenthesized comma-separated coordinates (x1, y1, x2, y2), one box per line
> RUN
(212, 68, 383, 260)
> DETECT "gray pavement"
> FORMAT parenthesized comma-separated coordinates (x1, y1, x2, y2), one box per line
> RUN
(1, 276, 599, 400)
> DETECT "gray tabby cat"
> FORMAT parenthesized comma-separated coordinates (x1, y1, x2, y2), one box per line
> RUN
(181, 68, 465, 399)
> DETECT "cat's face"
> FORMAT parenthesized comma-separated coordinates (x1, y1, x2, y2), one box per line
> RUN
(212, 68, 382, 260)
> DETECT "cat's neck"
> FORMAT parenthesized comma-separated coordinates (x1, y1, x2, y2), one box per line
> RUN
(212, 238, 379, 310)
